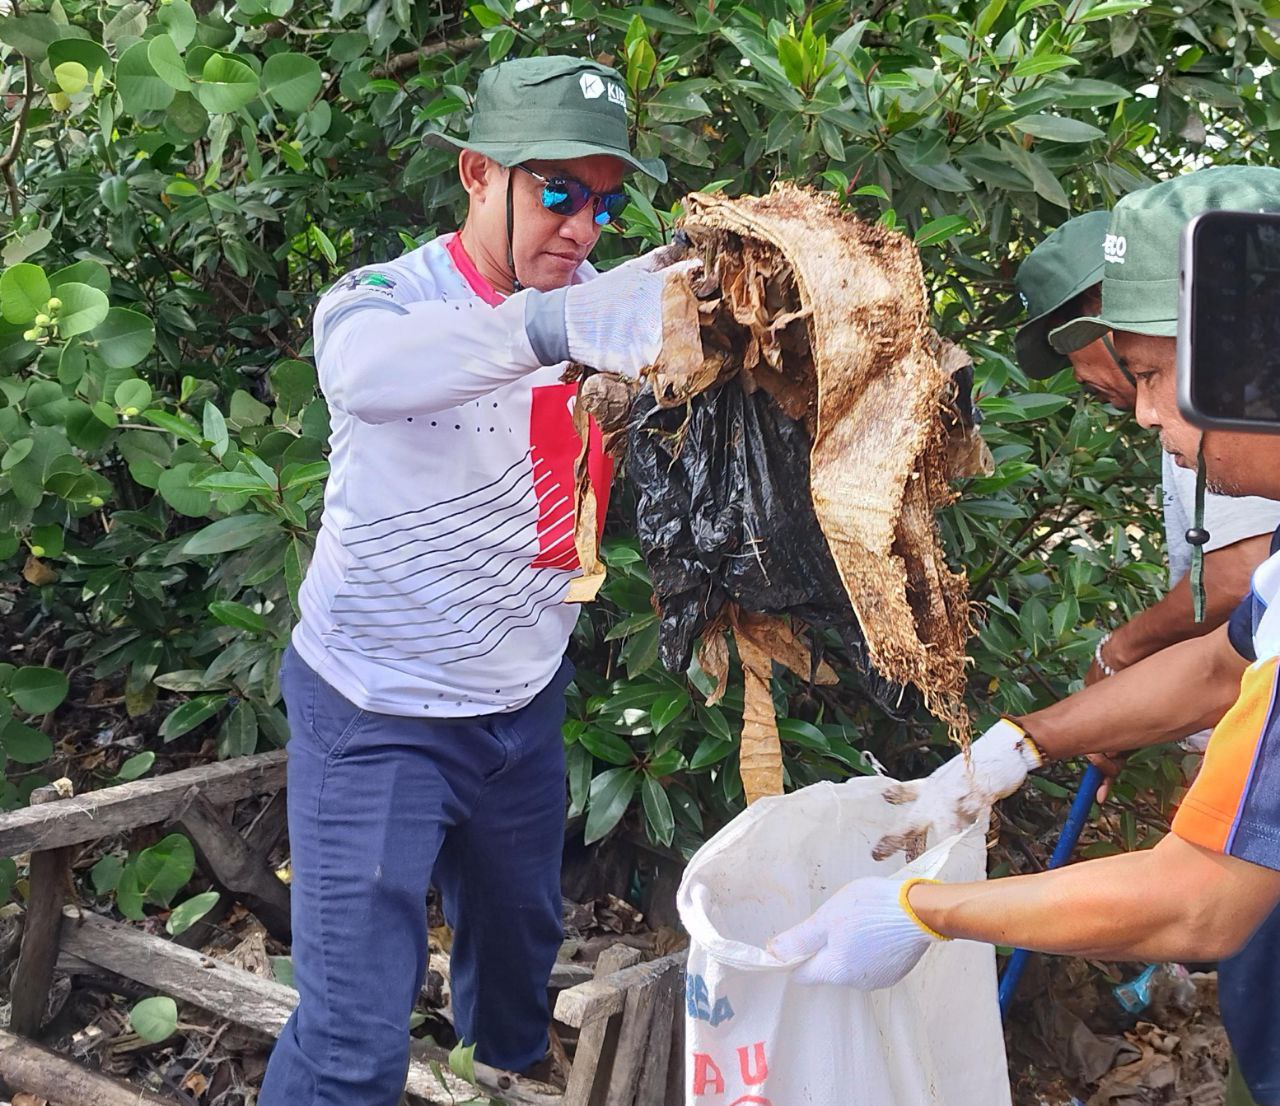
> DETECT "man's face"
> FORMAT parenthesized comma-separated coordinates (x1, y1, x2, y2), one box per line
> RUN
(1068, 336, 1136, 410)
(1123, 331, 1280, 497)
(460, 152, 626, 292)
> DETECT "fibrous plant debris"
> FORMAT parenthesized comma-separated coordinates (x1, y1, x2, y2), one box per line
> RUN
(572, 184, 986, 800)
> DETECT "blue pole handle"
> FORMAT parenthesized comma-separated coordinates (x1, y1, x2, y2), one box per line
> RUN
(998, 763, 1106, 1016)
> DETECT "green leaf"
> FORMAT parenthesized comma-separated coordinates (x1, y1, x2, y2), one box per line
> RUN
(1, 719, 53, 764)
(160, 695, 224, 741)
(308, 225, 337, 265)
(114, 379, 153, 413)
(649, 690, 689, 734)
(130, 996, 178, 1042)
(219, 700, 258, 757)
(271, 359, 318, 414)
(579, 728, 635, 766)
(1010, 54, 1079, 78)
(118, 40, 177, 115)
(10, 666, 69, 713)
(1013, 113, 1105, 142)
(92, 308, 156, 369)
(1076, 0, 1150, 21)
(208, 600, 268, 634)
(98, 175, 130, 214)
(641, 776, 675, 846)
(49, 260, 109, 294)
(54, 61, 89, 95)
(487, 26, 515, 62)
(915, 215, 970, 247)
(447, 1040, 477, 1085)
(116, 751, 155, 781)
(202, 401, 229, 458)
(91, 854, 124, 895)
(196, 54, 260, 114)
(688, 735, 734, 771)
(900, 158, 971, 193)
(158, 0, 199, 50)
(166, 890, 220, 935)
(182, 514, 282, 555)
(975, 0, 1008, 37)
(157, 463, 213, 517)
(148, 33, 191, 91)
(55, 283, 110, 338)
(0, 264, 50, 325)
(262, 52, 322, 112)
(0, 13, 63, 61)
(584, 767, 639, 844)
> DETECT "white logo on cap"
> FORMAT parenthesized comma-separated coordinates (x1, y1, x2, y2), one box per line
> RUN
(579, 72, 626, 107)
(1018, 291, 1029, 308)
(1104, 233, 1127, 265)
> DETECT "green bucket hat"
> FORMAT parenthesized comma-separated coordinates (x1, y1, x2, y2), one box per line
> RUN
(424, 55, 667, 183)
(1049, 165, 1280, 353)
(1012, 210, 1109, 378)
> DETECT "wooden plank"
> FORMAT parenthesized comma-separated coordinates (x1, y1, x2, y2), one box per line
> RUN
(664, 978, 685, 1106)
(0, 751, 287, 857)
(560, 945, 642, 1106)
(9, 784, 73, 1036)
(176, 793, 292, 941)
(554, 950, 687, 1029)
(601, 972, 661, 1106)
(631, 962, 681, 1106)
(0, 1028, 178, 1106)
(59, 908, 559, 1106)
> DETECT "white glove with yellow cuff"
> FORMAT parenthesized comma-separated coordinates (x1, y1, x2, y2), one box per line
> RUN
(767, 875, 949, 989)
(870, 718, 1044, 862)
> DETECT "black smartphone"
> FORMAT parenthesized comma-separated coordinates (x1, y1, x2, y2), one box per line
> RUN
(1177, 209, 1280, 432)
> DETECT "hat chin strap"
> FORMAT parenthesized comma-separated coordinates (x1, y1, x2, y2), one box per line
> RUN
(506, 170, 522, 293)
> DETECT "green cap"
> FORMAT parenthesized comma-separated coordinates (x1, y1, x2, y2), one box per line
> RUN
(1050, 165, 1280, 353)
(1012, 210, 1109, 378)
(424, 55, 666, 183)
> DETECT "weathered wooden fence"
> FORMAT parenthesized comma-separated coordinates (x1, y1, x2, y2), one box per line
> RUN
(0, 750, 686, 1105)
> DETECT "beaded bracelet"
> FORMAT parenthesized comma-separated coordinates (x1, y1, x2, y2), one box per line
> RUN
(1094, 631, 1116, 678)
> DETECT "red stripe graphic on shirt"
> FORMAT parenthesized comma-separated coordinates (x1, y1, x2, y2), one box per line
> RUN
(528, 382, 612, 570)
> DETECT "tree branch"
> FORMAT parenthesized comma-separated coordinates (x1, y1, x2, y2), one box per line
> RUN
(371, 34, 482, 78)
(0, 59, 35, 221)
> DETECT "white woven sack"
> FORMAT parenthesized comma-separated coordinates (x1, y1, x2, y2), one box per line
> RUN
(677, 777, 1012, 1106)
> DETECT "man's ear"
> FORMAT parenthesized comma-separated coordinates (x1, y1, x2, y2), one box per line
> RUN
(459, 151, 502, 201)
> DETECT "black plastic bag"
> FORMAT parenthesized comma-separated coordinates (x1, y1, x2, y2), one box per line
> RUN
(628, 379, 915, 719)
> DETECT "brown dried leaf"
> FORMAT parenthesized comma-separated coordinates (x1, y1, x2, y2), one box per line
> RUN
(733, 622, 782, 805)
(22, 555, 56, 586)
(563, 390, 606, 604)
(696, 630, 730, 707)
(732, 610, 836, 686)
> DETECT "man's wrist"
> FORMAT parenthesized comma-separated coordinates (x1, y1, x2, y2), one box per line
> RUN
(903, 879, 952, 941)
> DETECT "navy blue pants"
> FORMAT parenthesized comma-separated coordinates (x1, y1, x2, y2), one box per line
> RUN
(260, 646, 571, 1106)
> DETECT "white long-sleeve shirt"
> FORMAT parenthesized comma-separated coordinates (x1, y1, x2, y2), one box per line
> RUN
(291, 233, 610, 716)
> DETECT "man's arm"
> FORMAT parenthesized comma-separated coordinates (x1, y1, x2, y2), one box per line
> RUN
(908, 833, 1280, 961)
(1097, 533, 1270, 671)
(1017, 622, 1247, 761)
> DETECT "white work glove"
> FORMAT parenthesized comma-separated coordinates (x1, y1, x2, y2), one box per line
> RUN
(870, 718, 1044, 863)
(523, 257, 702, 377)
(767, 876, 947, 989)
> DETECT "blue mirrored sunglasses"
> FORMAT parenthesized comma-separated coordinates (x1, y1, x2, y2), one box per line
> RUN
(516, 165, 628, 227)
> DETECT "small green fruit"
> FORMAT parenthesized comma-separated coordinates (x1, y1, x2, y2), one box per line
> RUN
(29, 545, 45, 557)
(46, 297, 62, 311)
(22, 329, 39, 342)
(89, 495, 105, 507)
(123, 406, 140, 417)
(34, 313, 50, 326)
